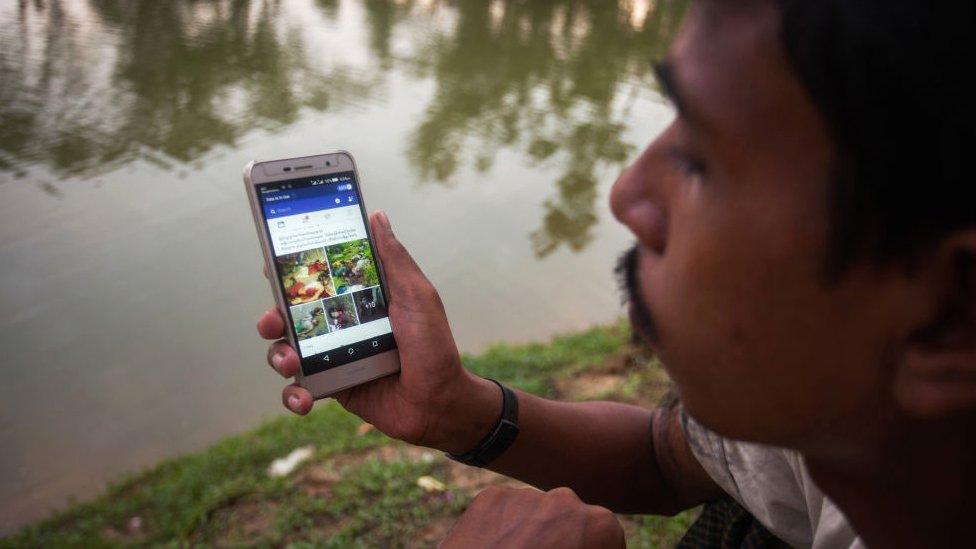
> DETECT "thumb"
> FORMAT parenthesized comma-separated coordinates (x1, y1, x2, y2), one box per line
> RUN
(369, 211, 431, 300)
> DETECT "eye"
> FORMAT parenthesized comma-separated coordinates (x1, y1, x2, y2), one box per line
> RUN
(667, 147, 707, 180)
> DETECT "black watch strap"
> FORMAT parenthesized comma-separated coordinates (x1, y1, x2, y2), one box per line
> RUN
(447, 379, 520, 468)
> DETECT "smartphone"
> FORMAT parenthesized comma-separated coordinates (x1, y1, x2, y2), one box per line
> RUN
(244, 151, 399, 398)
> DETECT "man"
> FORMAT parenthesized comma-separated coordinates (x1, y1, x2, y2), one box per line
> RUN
(258, 0, 975, 546)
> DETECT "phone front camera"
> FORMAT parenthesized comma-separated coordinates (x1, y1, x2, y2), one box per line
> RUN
(283, 167, 292, 172)
(326, 161, 332, 166)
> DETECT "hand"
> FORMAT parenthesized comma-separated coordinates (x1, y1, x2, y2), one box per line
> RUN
(256, 211, 500, 453)
(441, 486, 625, 548)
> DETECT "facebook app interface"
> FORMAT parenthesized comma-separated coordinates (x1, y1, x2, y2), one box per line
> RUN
(259, 173, 394, 374)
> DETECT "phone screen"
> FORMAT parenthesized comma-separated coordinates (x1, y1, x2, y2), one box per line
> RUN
(257, 172, 396, 376)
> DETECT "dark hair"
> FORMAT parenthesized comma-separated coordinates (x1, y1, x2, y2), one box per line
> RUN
(776, 1, 975, 273)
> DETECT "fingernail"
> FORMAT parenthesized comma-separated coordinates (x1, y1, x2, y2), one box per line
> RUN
(376, 211, 392, 231)
(272, 352, 284, 368)
(288, 394, 301, 411)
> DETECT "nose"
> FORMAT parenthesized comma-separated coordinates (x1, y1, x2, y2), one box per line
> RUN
(609, 136, 670, 256)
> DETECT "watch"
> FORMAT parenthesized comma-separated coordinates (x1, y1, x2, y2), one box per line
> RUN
(447, 379, 520, 467)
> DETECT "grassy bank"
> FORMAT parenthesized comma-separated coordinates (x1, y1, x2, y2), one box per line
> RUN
(4, 323, 694, 547)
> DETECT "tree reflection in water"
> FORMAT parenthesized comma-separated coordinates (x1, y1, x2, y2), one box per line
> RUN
(0, 0, 376, 177)
(0, 0, 685, 256)
(392, 0, 686, 256)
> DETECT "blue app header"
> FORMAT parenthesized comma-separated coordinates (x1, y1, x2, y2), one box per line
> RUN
(258, 173, 359, 220)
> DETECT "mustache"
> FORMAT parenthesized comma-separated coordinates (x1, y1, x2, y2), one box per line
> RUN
(615, 245, 661, 347)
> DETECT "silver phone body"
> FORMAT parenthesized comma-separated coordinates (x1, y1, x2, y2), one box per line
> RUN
(244, 151, 400, 398)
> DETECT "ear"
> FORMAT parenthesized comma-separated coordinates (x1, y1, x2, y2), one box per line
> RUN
(893, 231, 976, 418)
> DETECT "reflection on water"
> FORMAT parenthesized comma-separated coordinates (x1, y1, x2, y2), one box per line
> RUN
(0, 0, 376, 178)
(403, 1, 684, 256)
(0, 0, 684, 533)
(1, 0, 684, 254)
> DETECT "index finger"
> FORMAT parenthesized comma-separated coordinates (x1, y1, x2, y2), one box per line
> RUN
(257, 307, 286, 340)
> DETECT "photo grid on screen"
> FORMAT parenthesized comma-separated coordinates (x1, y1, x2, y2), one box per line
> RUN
(282, 237, 384, 343)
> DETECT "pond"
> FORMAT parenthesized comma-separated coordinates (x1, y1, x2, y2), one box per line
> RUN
(0, 0, 684, 532)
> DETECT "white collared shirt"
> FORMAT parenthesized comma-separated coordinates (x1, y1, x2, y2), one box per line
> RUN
(681, 411, 866, 549)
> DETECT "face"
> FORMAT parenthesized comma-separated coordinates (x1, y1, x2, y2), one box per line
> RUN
(611, 1, 931, 451)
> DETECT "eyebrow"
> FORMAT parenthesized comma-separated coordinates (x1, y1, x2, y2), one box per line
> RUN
(653, 60, 702, 128)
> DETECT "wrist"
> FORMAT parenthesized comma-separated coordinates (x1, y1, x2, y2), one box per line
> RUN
(428, 372, 502, 455)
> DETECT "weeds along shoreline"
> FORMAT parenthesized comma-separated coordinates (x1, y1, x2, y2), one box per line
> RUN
(4, 322, 694, 547)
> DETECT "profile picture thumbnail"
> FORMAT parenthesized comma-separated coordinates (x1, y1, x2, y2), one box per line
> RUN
(326, 238, 379, 294)
(276, 248, 337, 305)
(322, 293, 360, 332)
(353, 286, 388, 324)
(291, 300, 329, 341)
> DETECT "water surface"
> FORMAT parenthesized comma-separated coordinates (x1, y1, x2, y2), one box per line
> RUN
(0, 0, 683, 531)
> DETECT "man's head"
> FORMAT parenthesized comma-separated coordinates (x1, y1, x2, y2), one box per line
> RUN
(611, 0, 975, 453)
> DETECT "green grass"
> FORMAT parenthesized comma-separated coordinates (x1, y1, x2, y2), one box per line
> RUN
(3, 322, 694, 548)
(462, 320, 633, 395)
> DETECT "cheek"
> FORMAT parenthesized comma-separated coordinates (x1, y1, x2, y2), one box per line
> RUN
(641, 184, 861, 443)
